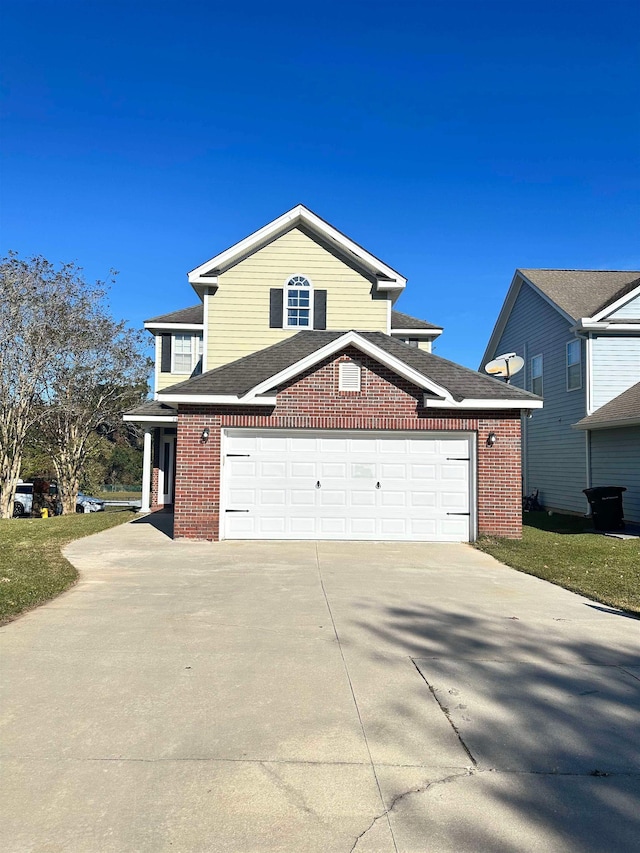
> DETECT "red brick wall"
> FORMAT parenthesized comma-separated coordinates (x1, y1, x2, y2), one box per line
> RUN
(173, 348, 522, 540)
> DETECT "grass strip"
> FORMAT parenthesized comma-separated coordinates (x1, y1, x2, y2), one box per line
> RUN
(476, 512, 640, 616)
(0, 510, 134, 624)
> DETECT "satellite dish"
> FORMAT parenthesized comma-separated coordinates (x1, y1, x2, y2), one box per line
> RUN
(485, 352, 524, 383)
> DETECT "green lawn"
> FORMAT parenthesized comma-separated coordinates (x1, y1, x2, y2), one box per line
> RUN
(96, 490, 141, 501)
(476, 512, 640, 616)
(0, 511, 134, 624)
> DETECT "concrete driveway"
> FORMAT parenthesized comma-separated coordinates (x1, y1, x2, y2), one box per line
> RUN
(1, 517, 639, 853)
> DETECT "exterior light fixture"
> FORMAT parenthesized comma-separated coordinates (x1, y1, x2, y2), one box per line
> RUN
(486, 432, 497, 447)
(201, 428, 210, 443)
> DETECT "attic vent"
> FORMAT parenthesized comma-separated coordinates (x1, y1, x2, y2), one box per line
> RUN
(339, 361, 361, 392)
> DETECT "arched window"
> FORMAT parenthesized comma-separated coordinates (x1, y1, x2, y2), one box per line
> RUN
(285, 275, 313, 328)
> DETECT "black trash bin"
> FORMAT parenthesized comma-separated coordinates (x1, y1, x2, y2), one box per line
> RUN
(583, 486, 627, 531)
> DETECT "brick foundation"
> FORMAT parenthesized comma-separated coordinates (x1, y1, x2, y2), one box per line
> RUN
(173, 348, 522, 540)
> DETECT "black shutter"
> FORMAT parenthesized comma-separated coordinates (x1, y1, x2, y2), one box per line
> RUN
(160, 334, 172, 372)
(269, 288, 283, 328)
(314, 290, 327, 330)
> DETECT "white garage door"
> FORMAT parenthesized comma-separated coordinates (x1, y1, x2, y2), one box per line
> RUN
(222, 430, 474, 542)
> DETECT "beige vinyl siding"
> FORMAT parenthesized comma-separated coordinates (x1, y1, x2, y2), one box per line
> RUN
(418, 340, 433, 353)
(206, 228, 389, 369)
(157, 371, 186, 392)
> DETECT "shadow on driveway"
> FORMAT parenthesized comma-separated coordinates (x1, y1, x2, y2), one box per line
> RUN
(131, 511, 174, 539)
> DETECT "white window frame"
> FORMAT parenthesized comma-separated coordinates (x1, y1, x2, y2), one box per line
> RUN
(531, 354, 543, 396)
(171, 333, 203, 374)
(284, 274, 313, 330)
(566, 339, 582, 391)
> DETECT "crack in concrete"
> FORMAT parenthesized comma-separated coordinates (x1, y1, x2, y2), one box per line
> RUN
(619, 666, 640, 683)
(349, 769, 474, 852)
(411, 659, 478, 767)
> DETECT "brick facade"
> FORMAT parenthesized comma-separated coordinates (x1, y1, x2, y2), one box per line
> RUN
(173, 348, 522, 541)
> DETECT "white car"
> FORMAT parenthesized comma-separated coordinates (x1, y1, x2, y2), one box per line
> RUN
(12, 483, 105, 517)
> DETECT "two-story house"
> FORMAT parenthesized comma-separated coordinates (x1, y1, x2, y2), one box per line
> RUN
(125, 205, 540, 542)
(481, 269, 640, 523)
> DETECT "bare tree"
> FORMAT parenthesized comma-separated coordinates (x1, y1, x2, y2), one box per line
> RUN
(0, 254, 81, 518)
(0, 253, 150, 518)
(39, 284, 150, 514)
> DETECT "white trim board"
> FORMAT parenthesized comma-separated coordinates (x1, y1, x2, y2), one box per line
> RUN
(144, 322, 204, 331)
(123, 414, 178, 424)
(188, 205, 407, 292)
(590, 282, 640, 322)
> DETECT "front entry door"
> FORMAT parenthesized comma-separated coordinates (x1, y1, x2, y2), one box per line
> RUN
(159, 436, 175, 506)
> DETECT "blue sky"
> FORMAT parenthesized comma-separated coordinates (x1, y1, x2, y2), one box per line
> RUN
(2, 0, 638, 369)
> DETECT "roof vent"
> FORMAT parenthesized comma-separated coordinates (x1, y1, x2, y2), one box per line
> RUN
(339, 361, 361, 392)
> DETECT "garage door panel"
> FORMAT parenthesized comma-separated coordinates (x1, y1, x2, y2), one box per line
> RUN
(441, 492, 468, 509)
(227, 459, 256, 478)
(320, 438, 347, 452)
(290, 489, 315, 506)
(223, 430, 473, 542)
(352, 464, 376, 480)
(262, 461, 286, 478)
(321, 462, 347, 478)
(410, 491, 436, 507)
(288, 436, 316, 452)
(351, 490, 376, 506)
(441, 463, 468, 481)
(351, 438, 377, 453)
(262, 490, 286, 505)
(320, 517, 347, 534)
(291, 462, 315, 479)
(290, 517, 316, 534)
(229, 489, 256, 506)
(261, 436, 287, 452)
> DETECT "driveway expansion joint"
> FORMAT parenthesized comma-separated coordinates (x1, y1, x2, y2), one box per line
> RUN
(411, 658, 478, 767)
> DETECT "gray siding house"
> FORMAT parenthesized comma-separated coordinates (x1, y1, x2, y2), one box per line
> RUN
(481, 270, 640, 523)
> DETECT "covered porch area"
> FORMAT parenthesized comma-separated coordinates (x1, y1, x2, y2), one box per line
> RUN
(123, 401, 178, 513)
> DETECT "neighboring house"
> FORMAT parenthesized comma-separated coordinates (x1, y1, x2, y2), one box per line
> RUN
(481, 269, 640, 523)
(125, 205, 541, 541)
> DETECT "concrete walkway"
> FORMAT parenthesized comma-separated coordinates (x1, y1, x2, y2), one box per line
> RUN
(1, 517, 639, 852)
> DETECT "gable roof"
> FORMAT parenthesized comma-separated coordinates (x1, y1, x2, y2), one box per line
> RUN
(145, 304, 204, 326)
(187, 205, 407, 295)
(158, 330, 541, 410)
(481, 269, 640, 368)
(390, 310, 442, 331)
(574, 382, 640, 430)
(519, 270, 640, 320)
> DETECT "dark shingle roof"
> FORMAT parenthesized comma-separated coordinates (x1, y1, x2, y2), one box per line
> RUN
(575, 382, 640, 429)
(145, 304, 204, 325)
(519, 270, 640, 321)
(161, 331, 540, 405)
(124, 400, 177, 417)
(391, 310, 442, 331)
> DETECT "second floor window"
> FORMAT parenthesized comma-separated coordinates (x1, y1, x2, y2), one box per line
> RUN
(567, 340, 582, 390)
(285, 275, 312, 328)
(531, 354, 543, 396)
(172, 333, 203, 374)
